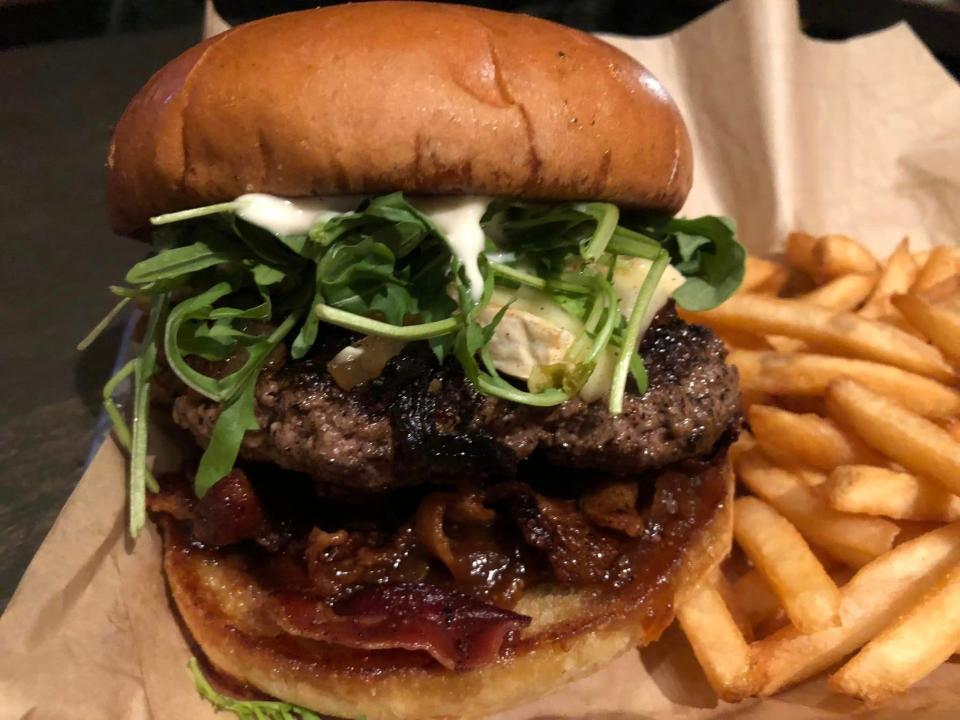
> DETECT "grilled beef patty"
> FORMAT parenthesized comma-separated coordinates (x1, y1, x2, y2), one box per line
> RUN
(164, 305, 740, 493)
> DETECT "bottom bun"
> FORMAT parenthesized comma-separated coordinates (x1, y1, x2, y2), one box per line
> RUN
(161, 454, 733, 720)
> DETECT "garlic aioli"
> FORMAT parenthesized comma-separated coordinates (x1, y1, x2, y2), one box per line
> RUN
(410, 196, 490, 301)
(235, 193, 361, 235)
(235, 193, 492, 301)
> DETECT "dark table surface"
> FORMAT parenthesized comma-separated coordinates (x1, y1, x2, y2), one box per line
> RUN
(0, 27, 197, 609)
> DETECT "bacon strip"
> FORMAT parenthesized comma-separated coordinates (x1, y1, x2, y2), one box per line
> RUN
(270, 583, 531, 670)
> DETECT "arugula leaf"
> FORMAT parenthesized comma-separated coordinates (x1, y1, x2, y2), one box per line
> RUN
(188, 658, 329, 720)
(129, 293, 168, 537)
(125, 239, 242, 285)
(609, 251, 669, 415)
(632, 215, 745, 311)
(194, 378, 260, 497)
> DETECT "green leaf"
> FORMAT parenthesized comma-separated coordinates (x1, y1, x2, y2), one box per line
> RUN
(194, 376, 260, 497)
(129, 293, 168, 536)
(126, 240, 242, 285)
(643, 215, 745, 311)
(609, 251, 669, 415)
(188, 658, 327, 720)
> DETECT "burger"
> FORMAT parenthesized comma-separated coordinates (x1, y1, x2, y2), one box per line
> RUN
(98, 3, 744, 718)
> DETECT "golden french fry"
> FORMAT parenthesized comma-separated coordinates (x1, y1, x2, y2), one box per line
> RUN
(859, 238, 916, 319)
(830, 562, 960, 705)
(754, 522, 960, 695)
(826, 465, 960, 523)
(715, 573, 755, 642)
(946, 418, 960, 444)
(764, 335, 807, 353)
(740, 257, 788, 295)
(793, 467, 828, 488)
(729, 350, 960, 418)
(732, 569, 781, 629)
(676, 574, 760, 701)
(747, 405, 884, 471)
(893, 291, 960, 366)
(912, 246, 959, 293)
(786, 232, 818, 276)
(736, 450, 899, 567)
(734, 497, 840, 633)
(716, 327, 773, 351)
(813, 234, 880, 279)
(826, 378, 960, 497)
(740, 388, 773, 412)
(797, 273, 876, 311)
(687, 295, 953, 381)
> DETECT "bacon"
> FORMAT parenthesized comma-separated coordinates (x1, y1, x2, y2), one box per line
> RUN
(192, 469, 266, 547)
(270, 583, 531, 670)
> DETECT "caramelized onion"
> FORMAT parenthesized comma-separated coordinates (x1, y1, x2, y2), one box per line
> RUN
(327, 336, 407, 390)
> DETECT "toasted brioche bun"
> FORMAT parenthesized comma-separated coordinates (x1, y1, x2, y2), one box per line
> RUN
(160, 455, 732, 720)
(106, 1, 692, 235)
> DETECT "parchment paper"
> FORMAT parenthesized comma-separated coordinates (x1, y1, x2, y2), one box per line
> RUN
(3, 0, 960, 718)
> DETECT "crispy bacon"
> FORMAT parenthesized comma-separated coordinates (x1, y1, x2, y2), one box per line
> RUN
(269, 583, 531, 670)
(193, 469, 266, 547)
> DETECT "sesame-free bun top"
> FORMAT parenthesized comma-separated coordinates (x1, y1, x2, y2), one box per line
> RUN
(106, 1, 693, 235)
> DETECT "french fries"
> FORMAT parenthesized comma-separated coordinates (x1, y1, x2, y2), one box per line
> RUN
(732, 569, 781, 629)
(858, 238, 915, 319)
(754, 522, 960, 695)
(893, 286, 960, 366)
(736, 449, 899, 567)
(740, 256, 788, 295)
(798, 273, 875, 311)
(677, 231, 960, 706)
(687, 295, 953, 381)
(826, 378, 960, 497)
(830, 562, 960, 705)
(747, 405, 883, 471)
(912, 246, 959, 293)
(676, 573, 760, 701)
(825, 465, 960, 523)
(733, 497, 840, 632)
(730, 350, 960, 418)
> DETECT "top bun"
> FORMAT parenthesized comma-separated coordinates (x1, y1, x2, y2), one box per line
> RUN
(106, 1, 693, 235)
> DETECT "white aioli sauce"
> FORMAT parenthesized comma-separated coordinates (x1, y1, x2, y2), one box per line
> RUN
(409, 196, 490, 301)
(235, 193, 490, 301)
(235, 193, 361, 235)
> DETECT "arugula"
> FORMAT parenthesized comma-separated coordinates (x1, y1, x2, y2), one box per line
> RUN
(627, 214, 744, 311)
(188, 657, 334, 720)
(88, 191, 743, 536)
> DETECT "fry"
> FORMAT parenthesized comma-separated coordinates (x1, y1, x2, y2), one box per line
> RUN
(797, 273, 876, 311)
(688, 295, 953, 381)
(676, 574, 759, 701)
(912, 246, 959, 293)
(736, 449, 899, 567)
(747, 405, 884, 471)
(786, 232, 818, 276)
(826, 465, 960, 523)
(741, 257, 787, 295)
(715, 573, 755, 642)
(754, 522, 960, 695)
(813, 234, 879, 279)
(716, 327, 772, 351)
(730, 350, 960, 418)
(734, 498, 840, 632)
(732, 569, 780, 628)
(893, 290, 960, 366)
(830, 562, 960, 705)
(859, 238, 916, 319)
(764, 335, 806, 353)
(826, 378, 960, 497)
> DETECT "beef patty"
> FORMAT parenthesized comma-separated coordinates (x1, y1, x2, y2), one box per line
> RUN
(164, 306, 740, 493)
